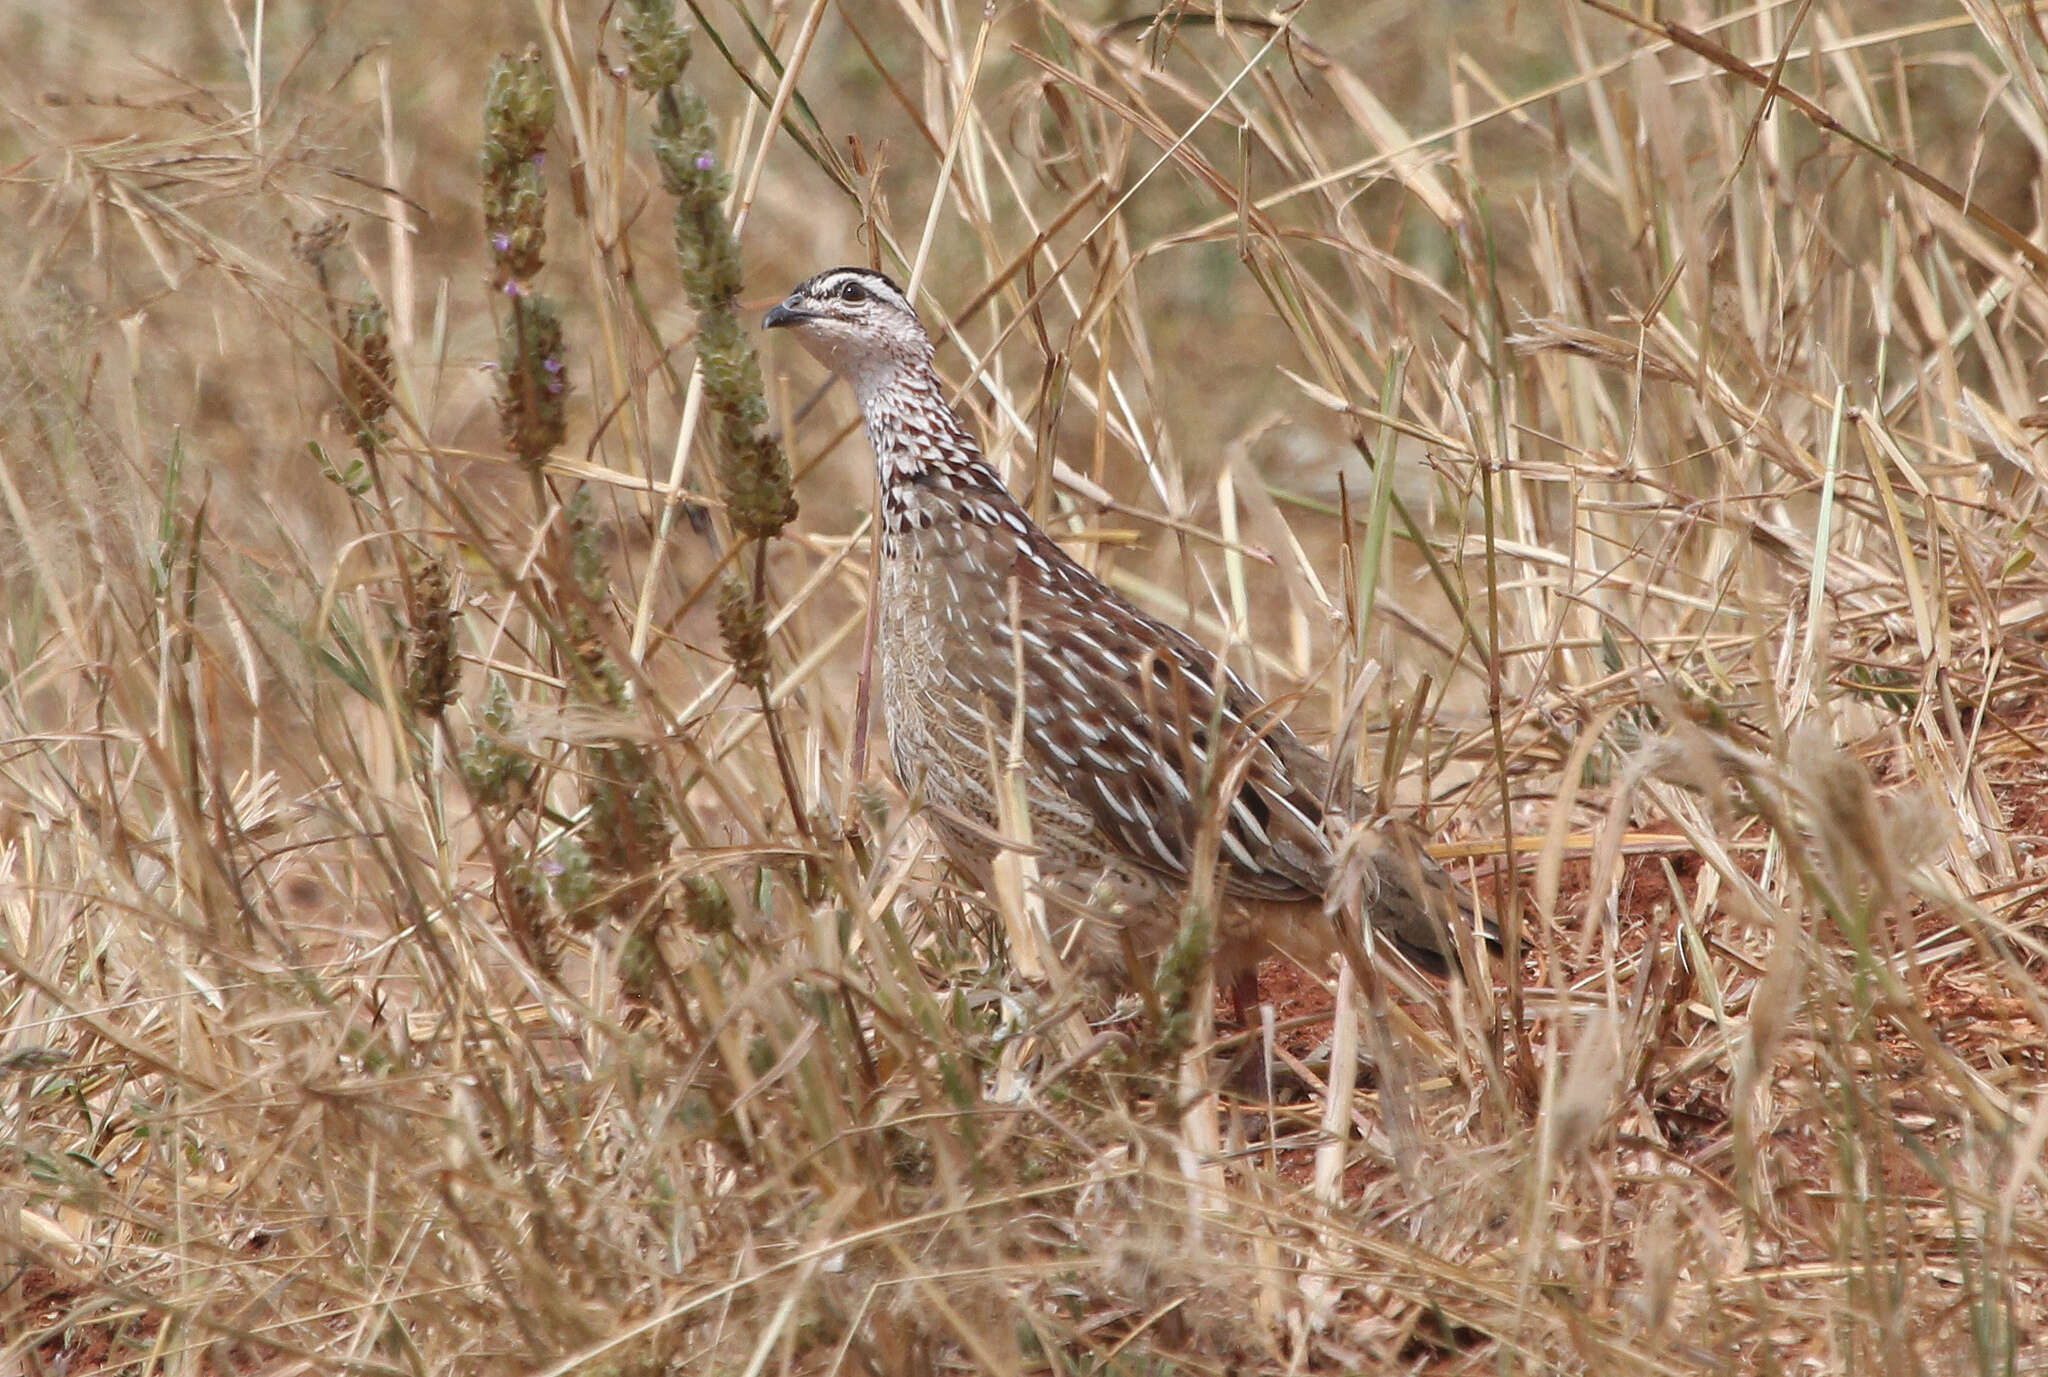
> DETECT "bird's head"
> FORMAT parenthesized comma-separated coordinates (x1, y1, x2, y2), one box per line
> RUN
(763, 267, 930, 401)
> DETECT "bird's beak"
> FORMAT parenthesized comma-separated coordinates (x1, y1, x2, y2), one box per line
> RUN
(763, 300, 812, 329)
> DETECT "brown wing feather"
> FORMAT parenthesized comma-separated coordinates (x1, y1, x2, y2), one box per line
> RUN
(991, 524, 1341, 904)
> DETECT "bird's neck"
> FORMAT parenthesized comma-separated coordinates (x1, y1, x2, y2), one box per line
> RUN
(858, 366, 1017, 529)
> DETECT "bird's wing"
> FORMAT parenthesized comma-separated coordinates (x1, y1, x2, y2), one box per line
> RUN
(990, 528, 1338, 904)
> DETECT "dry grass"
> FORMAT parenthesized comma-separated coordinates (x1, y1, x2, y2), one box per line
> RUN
(5, 1, 2048, 1371)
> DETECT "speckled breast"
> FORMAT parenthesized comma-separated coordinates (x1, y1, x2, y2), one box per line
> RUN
(876, 505, 1100, 878)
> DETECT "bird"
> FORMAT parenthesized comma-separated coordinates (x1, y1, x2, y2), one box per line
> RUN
(765, 266, 1496, 1019)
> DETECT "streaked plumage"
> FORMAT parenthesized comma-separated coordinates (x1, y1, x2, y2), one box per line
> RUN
(766, 267, 1494, 1006)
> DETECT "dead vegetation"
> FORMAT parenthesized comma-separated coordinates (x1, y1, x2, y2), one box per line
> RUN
(4, 1, 2048, 1372)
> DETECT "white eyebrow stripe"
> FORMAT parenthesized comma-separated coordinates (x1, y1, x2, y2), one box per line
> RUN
(811, 267, 911, 313)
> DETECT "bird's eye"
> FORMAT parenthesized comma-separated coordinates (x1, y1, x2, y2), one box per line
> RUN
(837, 279, 869, 303)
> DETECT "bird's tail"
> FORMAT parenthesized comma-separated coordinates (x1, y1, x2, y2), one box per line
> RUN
(1327, 816, 1500, 978)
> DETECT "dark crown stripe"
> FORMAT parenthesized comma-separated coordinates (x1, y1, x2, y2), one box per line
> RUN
(804, 265, 910, 311)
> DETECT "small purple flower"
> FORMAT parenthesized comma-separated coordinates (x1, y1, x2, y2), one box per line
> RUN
(543, 357, 564, 375)
(502, 279, 523, 298)
(695, 152, 715, 172)
(531, 152, 545, 170)
(491, 232, 512, 253)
